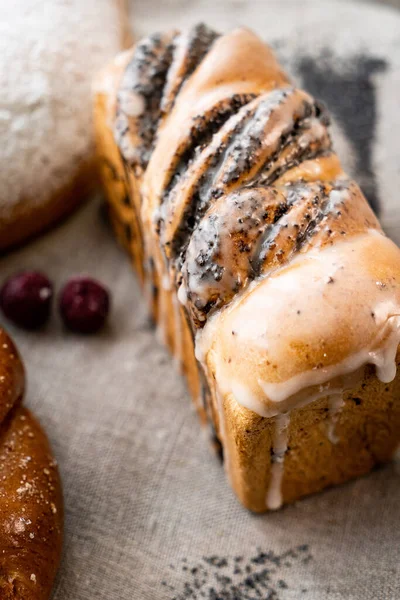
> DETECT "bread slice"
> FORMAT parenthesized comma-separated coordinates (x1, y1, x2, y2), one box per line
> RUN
(94, 25, 400, 511)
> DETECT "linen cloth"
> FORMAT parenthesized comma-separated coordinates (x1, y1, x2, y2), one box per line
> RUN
(1, 1, 399, 598)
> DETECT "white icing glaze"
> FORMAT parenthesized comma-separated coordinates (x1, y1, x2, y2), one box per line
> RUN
(327, 393, 345, 444)
(0, 0, 124, 215)
(197, 230, 400, 416)
(177, 280, 188, 307)
(118, 90, 146, 117)
(266, 413, 290, 510)
(257, 303, 400, 410)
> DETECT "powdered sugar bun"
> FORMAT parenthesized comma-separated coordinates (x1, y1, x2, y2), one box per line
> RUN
(0, 0, 131, 251)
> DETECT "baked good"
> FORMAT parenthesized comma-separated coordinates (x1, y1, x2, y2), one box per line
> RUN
(0, 0, 132, 252)
(0, 328, 63, 598)
(94, 25, 400, 511)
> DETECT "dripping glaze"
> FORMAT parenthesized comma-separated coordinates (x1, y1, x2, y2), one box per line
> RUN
(195, 230, 400, 508)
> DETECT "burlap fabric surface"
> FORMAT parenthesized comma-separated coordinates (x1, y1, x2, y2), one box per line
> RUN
(1, 1, 399, 598)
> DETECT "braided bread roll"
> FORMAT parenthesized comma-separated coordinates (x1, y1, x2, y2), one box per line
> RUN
(95, 25, 400, 511)
(0, 328, 63, 598)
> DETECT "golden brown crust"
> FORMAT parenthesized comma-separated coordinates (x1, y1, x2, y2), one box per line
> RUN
(0, 329, 63, 598)
(220, 359, 400, 512)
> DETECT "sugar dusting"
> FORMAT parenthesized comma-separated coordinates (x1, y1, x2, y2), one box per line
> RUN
(0, 0, 124, 215)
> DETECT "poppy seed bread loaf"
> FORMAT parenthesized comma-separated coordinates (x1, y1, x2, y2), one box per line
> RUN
(94, 25, 400, 511)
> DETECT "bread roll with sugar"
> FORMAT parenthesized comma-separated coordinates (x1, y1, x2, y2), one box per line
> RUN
(0, 328, 63, 598)
(94, 25, 400, 511)
(0, 0, 131, 252)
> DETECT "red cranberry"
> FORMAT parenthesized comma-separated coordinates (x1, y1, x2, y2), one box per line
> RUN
(59, 277, 110, 334)
(0, 271, 53, 330)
